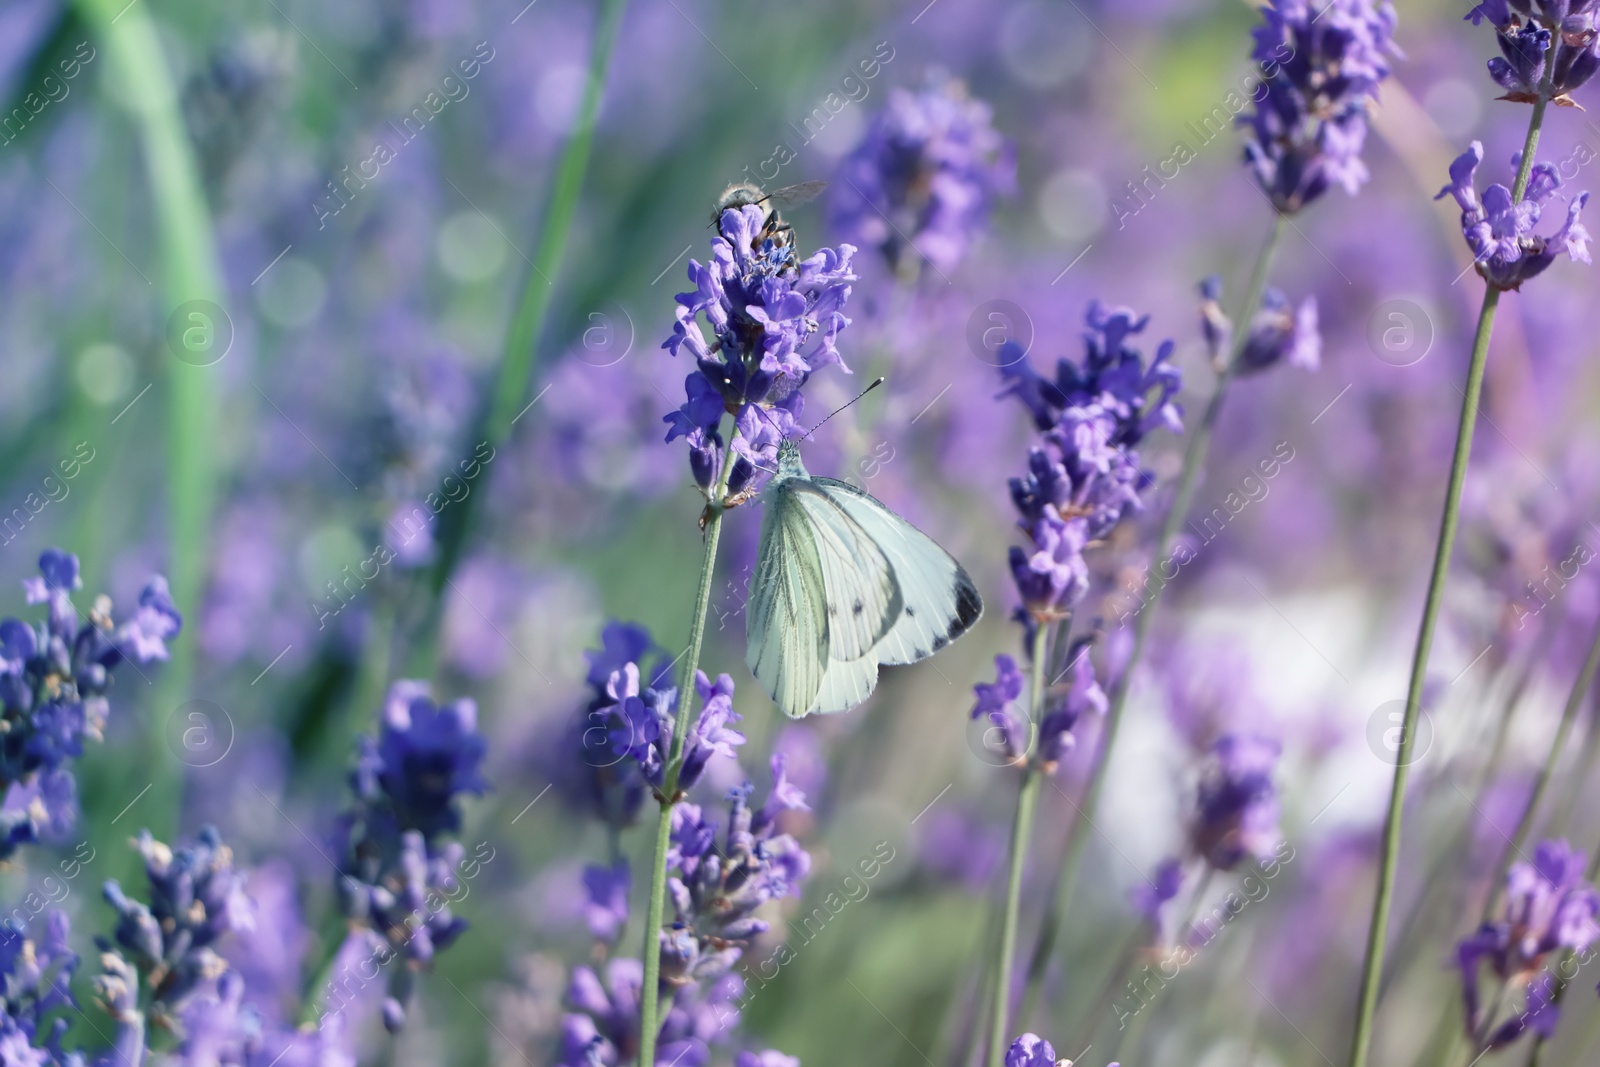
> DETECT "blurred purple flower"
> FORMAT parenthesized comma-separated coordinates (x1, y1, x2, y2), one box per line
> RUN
(1241, 0, 1400, 213)
(559, 957, 743, 1067)
(971, 654, 1028, 766)
(0, 910, 77, 1063)
(358, 681, 489, 842)
(830, 70, 1015, 275)
(736, 1052, 799, 1067)
(1435, 141, 1590, 290)
(1192, 734, 1283, 871)
(102, 826, 255, 1020)
(1132, 857, 1186, 930)
(1458, 839, 1600, 1048)
(916, 807, 1004, 891)
(663, 202, 856, 497)
(583, 861, 631, 944)
(339, 681, 488, 1032)
(1006, 1033, 1093, 1067)
(1201, 276, 1320, 375)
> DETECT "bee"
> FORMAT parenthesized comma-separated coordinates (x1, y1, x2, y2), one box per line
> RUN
(711, 179, 829, 253)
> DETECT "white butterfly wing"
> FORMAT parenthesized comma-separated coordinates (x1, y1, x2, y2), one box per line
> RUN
(811, 654, 881, 717)
(788, 482, 901, 661)
(746, 487, 829, 718)
(746, 465, 983, 720)
(810, 477, 983, 666)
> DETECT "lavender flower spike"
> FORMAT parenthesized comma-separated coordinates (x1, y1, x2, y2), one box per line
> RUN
(605, 667, 746, 798)
(1241, 0, 1400, 213)
(1436, 141, 1591, 290)
(0, 550, 182, 859)
(830, 69, 1015, 275)
(1201, 277, 1320, 376)
(997, 303, 1183, 624)
(663, 200, 856, 499)
(1192, 734, 1283, 871)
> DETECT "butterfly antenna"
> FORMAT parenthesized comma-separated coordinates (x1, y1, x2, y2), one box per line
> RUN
(750, 403, 786, 438)
(800, 377, 886, 440)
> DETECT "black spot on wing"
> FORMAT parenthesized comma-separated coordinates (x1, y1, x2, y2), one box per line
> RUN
(905, 606, 915, 618)
(853, 599, 864, 615)
(932, 635, 948, 651)
(950, 570, 983, 638)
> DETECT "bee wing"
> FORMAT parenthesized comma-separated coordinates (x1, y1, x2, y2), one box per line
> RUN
(762, 180, 830, 210)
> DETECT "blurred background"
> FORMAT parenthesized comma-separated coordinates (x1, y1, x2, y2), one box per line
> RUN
(2, 0, 1600, 1063)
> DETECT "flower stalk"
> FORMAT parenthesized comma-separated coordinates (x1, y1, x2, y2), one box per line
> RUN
(1020, 213, 1285, 1014)
(1344, 90, 1550, 1067)
(637, 434, 737, 1067)
(986, 620, 1050, 1067)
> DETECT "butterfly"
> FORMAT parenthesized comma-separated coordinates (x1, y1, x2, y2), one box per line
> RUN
(745, 436, 983, 718)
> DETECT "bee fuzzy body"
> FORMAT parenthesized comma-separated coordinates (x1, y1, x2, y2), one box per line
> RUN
(711, 180, 828, 257)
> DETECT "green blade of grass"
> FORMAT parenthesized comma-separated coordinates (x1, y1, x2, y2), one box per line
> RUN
(77, 0, 226, 840)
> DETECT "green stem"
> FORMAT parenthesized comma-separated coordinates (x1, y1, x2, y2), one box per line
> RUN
(1478, 615, 1600, 924)
(412, 0, 629, 673)
(1018, 213, 1286, 1011)
(637, 449, 736, 1067)
(1377, 659, 1535, 1006)
(1345, 287, 1504, 1067)
(1346, 91, 1549, 1067)
(985, 622, 1050, 1067)
(76, 0, 225, 840)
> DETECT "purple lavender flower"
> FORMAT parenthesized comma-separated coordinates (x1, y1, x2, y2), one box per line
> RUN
(1037, 639, 1108, 768)
(830, 70, 1015, 275)
(0, 550, 181, 858)
(339, 681, 489, 1032)
(559, 957, 744, 1067)
(1199, 277, 1320, 376)
(0, 911, 78, 1063)
(999, 304, 1183, 448)
(605, 667, 746, 798)
(1241, 0, 1400, 213)
(1192, 734, 1283, 871)
(971, 654, 1028, 765)
(1435, 141, 1591, 290)
(550, 622, 673, 830)
(583, 861, 631, 944)
(663, 202, 856, 498)
(1468, 0, 1600, 104)
(1457, 840, 1600, 1048)
(358, 681, 489, 841)
(1132, 857, 1186, 931)
(998, 304, 1183, 622)
(664, 774, 811, 979)
(1005, 1033, 1095, 1067)
(101, 826, 255, 1021)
